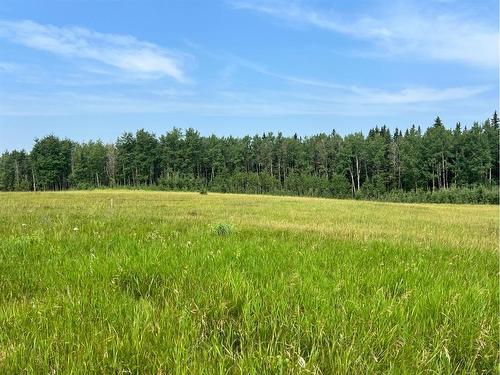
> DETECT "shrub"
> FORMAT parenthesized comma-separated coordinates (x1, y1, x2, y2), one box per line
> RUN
(212, 223, 233, 236)
(200, 188, 208, 195)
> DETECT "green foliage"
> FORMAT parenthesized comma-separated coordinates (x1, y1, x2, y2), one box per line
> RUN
(0, 150, 32, 191)
(211, 222, 233, 236)
(30, 135, 73, 190)
(1, 113, 499, 204)
(372, 186, 499, 204)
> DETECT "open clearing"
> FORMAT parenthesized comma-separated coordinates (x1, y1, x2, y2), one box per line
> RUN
(0, 191, 498, 373)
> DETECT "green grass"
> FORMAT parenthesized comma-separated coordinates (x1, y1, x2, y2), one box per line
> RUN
(0, 190, 498, 374)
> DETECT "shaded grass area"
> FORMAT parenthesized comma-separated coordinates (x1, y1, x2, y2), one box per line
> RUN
(0, 191, 498, 373)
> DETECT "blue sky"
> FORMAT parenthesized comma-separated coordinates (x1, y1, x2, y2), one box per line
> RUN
(0, 0, 498, 151)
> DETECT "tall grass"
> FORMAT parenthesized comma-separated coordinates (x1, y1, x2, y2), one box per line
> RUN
(0, 191, 497, 373)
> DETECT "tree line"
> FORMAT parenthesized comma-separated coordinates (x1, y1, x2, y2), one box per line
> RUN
(1, 113, 498, 204)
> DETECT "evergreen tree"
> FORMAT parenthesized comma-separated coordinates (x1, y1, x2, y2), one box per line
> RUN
(2, 112, 498, 203)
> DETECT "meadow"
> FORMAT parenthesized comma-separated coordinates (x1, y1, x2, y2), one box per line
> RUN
(0, 190, 498, 373)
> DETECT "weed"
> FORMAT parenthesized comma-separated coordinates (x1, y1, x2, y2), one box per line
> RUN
(212, 222, 233, 236)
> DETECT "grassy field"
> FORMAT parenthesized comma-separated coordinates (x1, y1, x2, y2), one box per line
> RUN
(0, 191, 498, 373)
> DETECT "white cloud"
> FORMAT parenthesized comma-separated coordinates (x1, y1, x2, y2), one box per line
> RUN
(0, 61, 22, 72)
(0, 83, 489, 118)
(219, 53, 489, 104)
(0, 20, 188, 82)
(350, 86, 489, 104)
(0, 16, 492, 119)
(233, 1, 498, 68)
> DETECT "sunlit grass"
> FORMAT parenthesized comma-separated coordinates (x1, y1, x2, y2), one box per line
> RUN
(0, 190, 498, 373)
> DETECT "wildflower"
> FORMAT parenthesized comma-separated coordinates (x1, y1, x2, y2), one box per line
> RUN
(73, 227, 79, 231)
(186, 241, 192, 247)
(21, 223, 27, 227)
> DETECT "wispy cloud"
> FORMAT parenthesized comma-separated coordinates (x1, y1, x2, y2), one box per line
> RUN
(211, 52, 490, 104)
(0, 61, 23, 73)
(0, 83, 488, 118)
(232, 1, 498, 68)
(0, 20, 189, 82)
(350, 86, 489, 105)
(0, 17, 492, 120)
